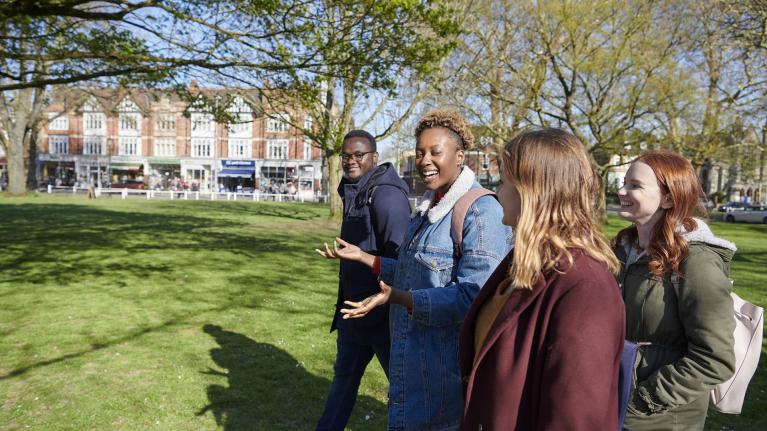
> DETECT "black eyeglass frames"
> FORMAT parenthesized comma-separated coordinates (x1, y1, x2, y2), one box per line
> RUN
(339, 151, 376, 162)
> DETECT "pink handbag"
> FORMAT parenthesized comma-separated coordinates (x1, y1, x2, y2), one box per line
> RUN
(709, 292, 763, 414)
(672, 275, 763, 414)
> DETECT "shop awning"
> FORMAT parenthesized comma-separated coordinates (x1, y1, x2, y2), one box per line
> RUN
(148, 158, 180, 165)
(218, 168, 255, 178)
(110, 163, 142, 170)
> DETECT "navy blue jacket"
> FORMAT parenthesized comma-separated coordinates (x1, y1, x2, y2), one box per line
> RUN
(332, 162, 411, 335)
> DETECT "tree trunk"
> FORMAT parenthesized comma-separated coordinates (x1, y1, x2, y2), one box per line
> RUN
(327, 152, 342, 220)
(26, 128, 39, 189)
(4, 127, 28, 196)
(320, 149, 328, 197)
(597, 167, 609, 225)
(759, 124, 766, 203)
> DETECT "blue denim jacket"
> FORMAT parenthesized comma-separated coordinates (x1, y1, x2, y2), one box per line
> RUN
(379, 170, 512, 430)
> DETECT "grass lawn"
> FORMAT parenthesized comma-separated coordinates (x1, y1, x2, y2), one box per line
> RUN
(0, 195, 765, 430)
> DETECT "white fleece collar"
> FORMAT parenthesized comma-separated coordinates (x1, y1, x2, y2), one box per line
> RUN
(620, 217, 737, 253)
(416, 167, 476, 223)
(679, 218, 737, 251)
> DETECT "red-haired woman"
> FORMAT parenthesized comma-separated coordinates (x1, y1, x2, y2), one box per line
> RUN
(615, 151, 735, 430)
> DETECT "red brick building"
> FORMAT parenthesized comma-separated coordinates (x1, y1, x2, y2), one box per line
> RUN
(38, 87, 321, 194)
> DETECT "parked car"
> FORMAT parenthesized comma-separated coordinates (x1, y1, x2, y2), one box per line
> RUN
(111, 179, 145, 190)
(724, 205, 767, 223)
(717, 201, 748, 212)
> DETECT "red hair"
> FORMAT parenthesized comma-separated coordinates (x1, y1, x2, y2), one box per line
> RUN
(616, 151, 706, 277)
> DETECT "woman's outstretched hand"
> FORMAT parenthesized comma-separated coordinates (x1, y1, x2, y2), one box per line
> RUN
(340, 281, 392, 319)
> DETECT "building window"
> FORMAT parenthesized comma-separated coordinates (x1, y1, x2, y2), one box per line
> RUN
(266, 113, 290, 132)
(191, 113, 214, 135)
(84, 113, 105, 132)
(192, 138, 213, 158)
(227, 97, 253, 137)
(119, 136, 141, 156)
(49, 135, 69, 154)
(154, 137, 176, 156)
(303, 140, 312, 160)
(119, 113, 141, 133)
(228, 138, 251, 158)
(267, 139, 289, 159)
(156, 115, 176, 132)
(229, 118, 252, 136)
(83, 136, 104, 155)
(304, 115, 313, 130)
(48, 113, 68, 131)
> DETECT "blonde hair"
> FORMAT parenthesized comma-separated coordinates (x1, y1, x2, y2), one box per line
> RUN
(503, 129, 619, 289)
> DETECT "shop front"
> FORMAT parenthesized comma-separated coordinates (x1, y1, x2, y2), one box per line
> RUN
(218, 159, 256, 192)
(260, 161, 295, 194)
(147, 157, 181, 190)
(109, 156, 146, 189)
(39, 154, 77, 186)
(76, 155, 110, 187)
(296, 163, 320, 198)
(181, 159, 214, 192)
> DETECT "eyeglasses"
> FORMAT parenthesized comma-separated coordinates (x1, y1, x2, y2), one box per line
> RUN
(339, 151, 375, 162)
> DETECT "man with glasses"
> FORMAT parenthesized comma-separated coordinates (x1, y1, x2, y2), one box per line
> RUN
(317, 130, 411, 430)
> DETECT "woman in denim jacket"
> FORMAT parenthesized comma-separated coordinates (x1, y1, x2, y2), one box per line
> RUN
(319, 110, 511, 430)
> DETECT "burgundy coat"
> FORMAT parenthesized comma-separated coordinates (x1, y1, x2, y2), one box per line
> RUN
(459, 250, 626, 431)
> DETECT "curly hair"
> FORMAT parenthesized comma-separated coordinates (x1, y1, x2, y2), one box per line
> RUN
(414, 109, 475, 150)
(614, 151, 707, 278)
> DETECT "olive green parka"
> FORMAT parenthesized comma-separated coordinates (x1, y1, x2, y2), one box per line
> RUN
(615, 219, 736, 431)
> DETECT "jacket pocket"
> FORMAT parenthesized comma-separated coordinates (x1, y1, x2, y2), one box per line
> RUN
(414, 251, 453, 274)
(414, 250, 455, 285)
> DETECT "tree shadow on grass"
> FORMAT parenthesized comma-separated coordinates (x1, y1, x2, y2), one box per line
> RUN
(0, 203, 335, 285)
(197, 324, 386, 430)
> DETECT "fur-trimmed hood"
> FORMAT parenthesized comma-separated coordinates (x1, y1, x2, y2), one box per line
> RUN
(678, 218, 736, 251)
(416, 166, 477, 223)
(619, 218, 736, 263)
(679, 218, 737, 263)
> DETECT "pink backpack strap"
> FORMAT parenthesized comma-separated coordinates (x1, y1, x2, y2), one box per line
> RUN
(451, 188, 495, 258)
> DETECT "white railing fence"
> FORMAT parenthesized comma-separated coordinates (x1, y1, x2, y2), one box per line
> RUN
(43, 185, 330, 203)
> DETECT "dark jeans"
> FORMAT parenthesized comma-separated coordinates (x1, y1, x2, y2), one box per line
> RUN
(316, 326, 390, 431)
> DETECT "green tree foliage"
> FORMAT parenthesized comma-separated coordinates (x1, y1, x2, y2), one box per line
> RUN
(442, 0, 767, 214)
(0, 0, 458, 199)
(258, 0, 459, 218)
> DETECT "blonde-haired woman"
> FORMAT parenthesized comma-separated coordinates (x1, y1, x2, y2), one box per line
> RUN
(459, 128, 626, 430)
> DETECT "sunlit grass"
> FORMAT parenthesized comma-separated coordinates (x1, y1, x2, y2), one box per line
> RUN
(0, 195, 386, 430)
(0, 196, 763, 430)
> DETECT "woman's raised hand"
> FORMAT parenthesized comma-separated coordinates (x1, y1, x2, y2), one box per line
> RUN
(339, 281, 392, 319)
(315, 237, 363, 262)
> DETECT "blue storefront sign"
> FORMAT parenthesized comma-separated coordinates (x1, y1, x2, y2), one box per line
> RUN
(219, 159, 256, 178)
